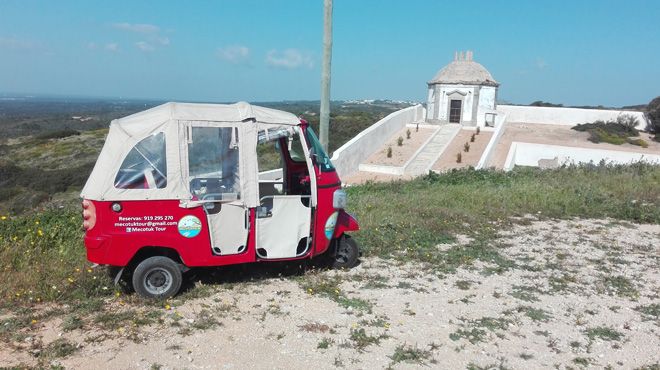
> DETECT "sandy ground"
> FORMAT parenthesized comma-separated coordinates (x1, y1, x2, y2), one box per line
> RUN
(433, 129, 493, 172)
(343, 171, 413, 186)
(489, 123, 660, 169)
(364, 127, 436, 167)
(1, 219, 659, 369)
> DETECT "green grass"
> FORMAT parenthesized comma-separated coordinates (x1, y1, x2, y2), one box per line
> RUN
(601, 275, 639, 299)
(585, 326, 623, 341)
(635, 303, 660, 321)
(349, 164, 660, 269)
(389, 344, 432, 365)
(300, 273, 373, 313)
(0, 164, 658, 314)
(348, 327, 388, 351)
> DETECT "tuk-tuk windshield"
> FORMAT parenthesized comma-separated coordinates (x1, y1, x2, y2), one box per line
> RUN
(305, 127, 335, 172)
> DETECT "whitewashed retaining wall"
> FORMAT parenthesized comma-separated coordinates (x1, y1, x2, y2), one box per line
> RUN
(475, 113, 508, 169)
(498, 105, 648, 130)
(331, 105, 425, 178)
(504, 142, 660, 171)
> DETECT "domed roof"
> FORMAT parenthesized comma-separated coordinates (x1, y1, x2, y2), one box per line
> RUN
(429, 51, 499, 87)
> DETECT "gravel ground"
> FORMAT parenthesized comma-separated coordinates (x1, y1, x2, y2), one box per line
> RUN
(1, 218, 658, 369)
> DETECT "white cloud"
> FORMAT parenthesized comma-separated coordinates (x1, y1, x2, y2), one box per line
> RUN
(87, 42, 97, 50)
(156, 37, 170, 46)
(135, 41, 155, 52)
(112, 22, 160, 34)
(216, 45, 250, 64)
(105, 43, 119, 52)
(266, 49, 313, 69)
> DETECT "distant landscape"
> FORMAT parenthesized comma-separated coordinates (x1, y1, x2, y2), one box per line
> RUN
(0, 96, 414, 214)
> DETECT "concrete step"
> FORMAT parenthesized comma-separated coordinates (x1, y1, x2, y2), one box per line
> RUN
(404, 124, 461, 176)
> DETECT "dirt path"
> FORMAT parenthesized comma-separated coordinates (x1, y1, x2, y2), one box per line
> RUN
(1, 219, 659, 369)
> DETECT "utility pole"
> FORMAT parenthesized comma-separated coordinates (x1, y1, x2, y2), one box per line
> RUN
(319, 0, 333, 152)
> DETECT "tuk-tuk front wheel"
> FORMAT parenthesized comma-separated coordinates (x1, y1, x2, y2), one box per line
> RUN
(132, 256, 182, 299)
(332, 235, 359, 269)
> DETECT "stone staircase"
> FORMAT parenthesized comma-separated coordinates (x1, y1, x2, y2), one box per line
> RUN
(404, 124, 461, 176)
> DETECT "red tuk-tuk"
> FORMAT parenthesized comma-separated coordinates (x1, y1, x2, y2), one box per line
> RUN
(81, 102, 359, 298)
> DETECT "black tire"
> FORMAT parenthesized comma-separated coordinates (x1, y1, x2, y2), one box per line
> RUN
(132, 256, 183, 299)
(332, 235, 359, 269)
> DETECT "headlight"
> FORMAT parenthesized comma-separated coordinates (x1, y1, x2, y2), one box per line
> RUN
(333, 189, 347, 209)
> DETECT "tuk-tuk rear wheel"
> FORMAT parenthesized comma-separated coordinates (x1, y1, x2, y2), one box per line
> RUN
(332, 235, 359, 269)
(132, 256, 182, 299)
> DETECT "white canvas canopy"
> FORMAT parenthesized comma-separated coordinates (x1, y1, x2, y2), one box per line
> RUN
(81, 101, 300, 207)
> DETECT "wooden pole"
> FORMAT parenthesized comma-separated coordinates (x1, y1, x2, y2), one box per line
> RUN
(320, 0, 333, 152)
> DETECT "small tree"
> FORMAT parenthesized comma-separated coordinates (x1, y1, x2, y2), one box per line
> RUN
(470, 133, 476, 142)
(476, 126, 480, 135)
(647, 96, 660, 141)
(463, 142, 470, 152)
(397, 136, 404, 146)
(386, 146, 392, 158)
(456, 152, 462, 163)
(406, 129, 411, 139)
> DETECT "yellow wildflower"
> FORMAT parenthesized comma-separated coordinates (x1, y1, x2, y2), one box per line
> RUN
(31, 319, 37, 325)
(164, 304, 171, 310)
(115, 291, 121, 297)
(35, 221, 39, 225)
(37, 230, 43, 237)
(67, 277, 74, 283)
(1, 216, 6, 220)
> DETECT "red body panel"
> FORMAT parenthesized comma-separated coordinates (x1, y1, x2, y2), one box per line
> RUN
(85, 200, 257, 267)
(333, 211, 360, 238)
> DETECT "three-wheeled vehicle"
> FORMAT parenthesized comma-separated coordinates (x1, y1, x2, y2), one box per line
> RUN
(81, 102, 359, 298)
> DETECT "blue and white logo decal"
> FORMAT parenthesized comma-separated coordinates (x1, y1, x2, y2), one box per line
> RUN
(324, 211, 339, 240)
(178, 215, 202, 238)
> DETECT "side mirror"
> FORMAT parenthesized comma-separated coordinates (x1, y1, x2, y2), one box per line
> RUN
(309, 147, 318, 165)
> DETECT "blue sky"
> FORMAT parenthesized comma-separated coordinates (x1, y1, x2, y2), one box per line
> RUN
(0, 0, 658, 106)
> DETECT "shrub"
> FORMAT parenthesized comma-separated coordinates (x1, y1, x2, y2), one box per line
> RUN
(646, 96, 660, 140)
(463, 142, 470, 152)
(470, 133, 476, 142)
(616, 114, 639, 130)
(397, 136, 403, 146)
(387, 146, 392, 158)
(627, 138, 649, 148)
(573, 120, 638, 137)
(35, 129, 81, 141)
(456, 152, 462, 163)
(406, 129, 411, 139)
(588, 128, 626, 145)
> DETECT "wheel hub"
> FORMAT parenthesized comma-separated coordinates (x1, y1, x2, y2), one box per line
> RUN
(145, 268, 172, 294)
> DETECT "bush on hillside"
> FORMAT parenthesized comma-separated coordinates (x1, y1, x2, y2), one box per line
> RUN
(573, 114, 641, 145)
(646, 96, 660, 141)
(35, 128, 81, 141)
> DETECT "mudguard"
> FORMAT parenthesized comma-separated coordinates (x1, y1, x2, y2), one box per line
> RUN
(333, 210, 359, 238)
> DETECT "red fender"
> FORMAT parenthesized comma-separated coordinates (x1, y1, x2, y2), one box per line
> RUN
(333, 210, 359, 238)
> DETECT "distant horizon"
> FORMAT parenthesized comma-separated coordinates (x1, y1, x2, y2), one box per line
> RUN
(0, 91, 650, 110)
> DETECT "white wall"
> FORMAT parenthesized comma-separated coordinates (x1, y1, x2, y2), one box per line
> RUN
(475, 113, 508, 169)
(504, 142, 660, 171)
(476, 86, 497, 127)
(331, 105, 425, 178)
(498, 105, 649, 130)
(437, 85, 474, 122)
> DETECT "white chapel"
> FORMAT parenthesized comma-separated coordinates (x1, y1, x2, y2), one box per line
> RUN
(426, 51, 499, 127)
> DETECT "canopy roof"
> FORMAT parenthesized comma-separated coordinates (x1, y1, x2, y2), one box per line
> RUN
(80, 101, 302, 205)
(428, 51, 499, 87)
(115, 101, 300, 138)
